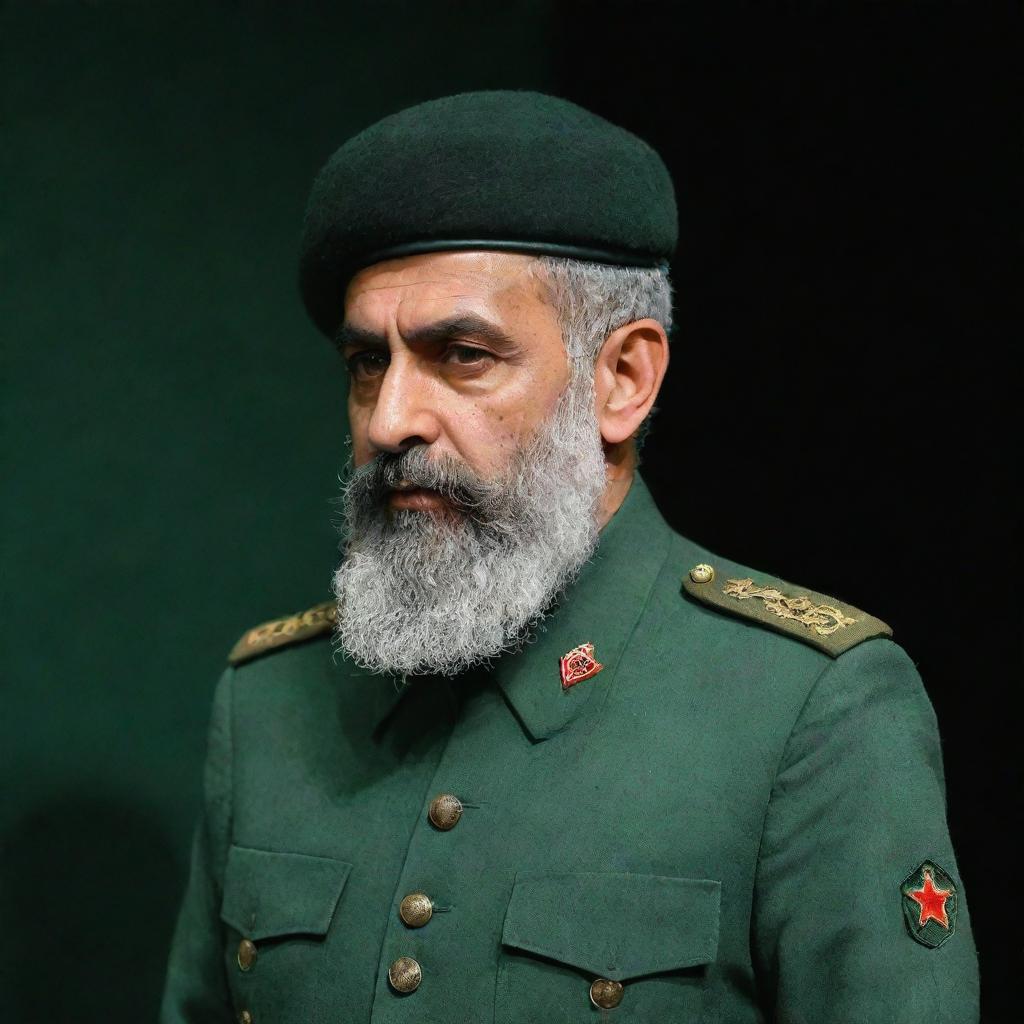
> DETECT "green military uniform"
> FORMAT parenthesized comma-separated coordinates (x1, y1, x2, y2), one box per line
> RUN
(162, 88, 978, 1020)
(160, 474, 979, 1022)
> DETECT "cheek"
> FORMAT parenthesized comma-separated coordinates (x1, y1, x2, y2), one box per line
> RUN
(444, 400, 536, 472)
(346, 404, 375, 467)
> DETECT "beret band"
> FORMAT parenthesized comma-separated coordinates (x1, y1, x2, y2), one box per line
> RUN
(359, 239, 671, 271)
(299, 90, 678, 338)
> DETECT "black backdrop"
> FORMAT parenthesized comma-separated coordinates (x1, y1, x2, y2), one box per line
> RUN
(3, 2, 1018, 1020)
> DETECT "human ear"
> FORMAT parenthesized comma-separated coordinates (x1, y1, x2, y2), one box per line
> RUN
(593, 318, 670, 445)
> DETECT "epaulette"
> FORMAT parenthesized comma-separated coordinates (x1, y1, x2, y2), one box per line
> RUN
(228, 600, 336, 666)
(681, 561, 892, 658)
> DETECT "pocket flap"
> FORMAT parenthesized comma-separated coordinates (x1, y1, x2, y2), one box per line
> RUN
(220, 845, 353, 941)
(501, 871, 720, 981)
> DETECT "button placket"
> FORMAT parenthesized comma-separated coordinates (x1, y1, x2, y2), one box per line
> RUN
(382, 791, 477, 1000)
(375, 683, 495, 1017)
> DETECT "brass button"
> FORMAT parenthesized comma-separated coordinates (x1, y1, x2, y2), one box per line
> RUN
(399, 892, 434, 927)
(590, 977, 624, 1009)
(236, 938, 257, 971)
(689, 563, 715, 584)
(237, 1011, 253, 1024)
(388, 955, 422, 993)
(428, 793, 463, 830)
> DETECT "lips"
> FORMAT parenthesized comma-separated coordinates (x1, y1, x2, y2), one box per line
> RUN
(387, 486, 449, 512)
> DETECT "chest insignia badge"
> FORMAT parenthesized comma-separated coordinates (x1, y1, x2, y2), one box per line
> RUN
(900, 860, 958, 948)
(560, 643, 604, 689)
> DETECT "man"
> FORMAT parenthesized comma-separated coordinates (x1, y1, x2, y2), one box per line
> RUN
(161, 91, 979, 1022)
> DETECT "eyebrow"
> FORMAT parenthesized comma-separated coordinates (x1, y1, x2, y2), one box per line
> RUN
(334, 312, 520, 356)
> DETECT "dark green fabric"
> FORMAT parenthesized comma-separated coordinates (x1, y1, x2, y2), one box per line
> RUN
(501, 872, 720, 980)
(220, 846, 352, 940)
(160, 474, 979, 1022)
(298, 90, 678, 338)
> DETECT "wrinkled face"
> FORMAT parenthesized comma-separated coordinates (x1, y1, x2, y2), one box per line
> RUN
(331, 250, 610, 677)
(339, 250, 571, 512)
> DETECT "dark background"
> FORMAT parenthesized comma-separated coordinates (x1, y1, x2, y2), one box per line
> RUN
(3, 1, 1018, 1020)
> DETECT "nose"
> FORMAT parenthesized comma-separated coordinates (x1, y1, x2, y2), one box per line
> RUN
(366, 353, 442, 454)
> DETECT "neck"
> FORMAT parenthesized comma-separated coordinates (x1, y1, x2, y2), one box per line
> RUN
(597, 439, 637, 531)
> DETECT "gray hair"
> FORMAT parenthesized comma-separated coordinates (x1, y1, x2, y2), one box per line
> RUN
(527, 256, 674, 451)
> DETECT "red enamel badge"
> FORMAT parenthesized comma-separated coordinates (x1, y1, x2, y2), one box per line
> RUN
(560, 643, 603, 689)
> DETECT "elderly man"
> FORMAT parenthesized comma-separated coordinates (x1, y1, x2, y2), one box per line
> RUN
(161, 91, 979, 1023)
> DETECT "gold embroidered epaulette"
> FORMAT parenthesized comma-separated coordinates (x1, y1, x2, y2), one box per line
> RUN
(228, 600, 336, 666)
(681, 562, 892, 657)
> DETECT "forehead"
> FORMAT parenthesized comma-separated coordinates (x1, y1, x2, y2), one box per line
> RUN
(342, 250, 556, 334)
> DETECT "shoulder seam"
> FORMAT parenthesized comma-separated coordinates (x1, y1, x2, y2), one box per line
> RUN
(752, 651, 833, 887)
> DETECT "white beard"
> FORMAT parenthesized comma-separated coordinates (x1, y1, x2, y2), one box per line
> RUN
(330, 367, 607, 677)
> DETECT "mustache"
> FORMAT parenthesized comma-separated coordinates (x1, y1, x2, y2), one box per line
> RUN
(342, 447, 509, 521)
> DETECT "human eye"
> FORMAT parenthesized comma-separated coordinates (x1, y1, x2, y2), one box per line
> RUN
(442, 343, 495, 368)
(346, 350, 389, 380)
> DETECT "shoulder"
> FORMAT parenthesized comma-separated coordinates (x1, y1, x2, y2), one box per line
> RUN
(663, 535, 928, 760)
(227, 599, 336, 666)
(676, 542, 892, 659)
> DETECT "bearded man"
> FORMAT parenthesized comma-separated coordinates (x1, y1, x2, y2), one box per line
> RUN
(161, 91, 979, 1023)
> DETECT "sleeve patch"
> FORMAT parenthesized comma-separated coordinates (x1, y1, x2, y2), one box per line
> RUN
(901, 860, 958, 948)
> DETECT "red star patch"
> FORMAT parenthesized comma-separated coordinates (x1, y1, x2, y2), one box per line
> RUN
(559, 643, 603, 689)
(908, 868, 952, 929)
(901, 860, 957, 948)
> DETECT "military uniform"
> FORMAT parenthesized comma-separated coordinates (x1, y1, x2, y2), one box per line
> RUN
(160, 474, 979, 1022)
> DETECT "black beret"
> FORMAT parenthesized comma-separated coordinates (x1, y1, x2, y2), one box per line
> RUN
(298, 90, 677, 338)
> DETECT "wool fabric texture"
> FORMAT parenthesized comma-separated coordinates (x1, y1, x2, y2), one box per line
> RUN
(298, 90, 678, 338)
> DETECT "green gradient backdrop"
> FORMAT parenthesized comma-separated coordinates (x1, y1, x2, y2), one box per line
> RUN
(2, 3, 556, 1018)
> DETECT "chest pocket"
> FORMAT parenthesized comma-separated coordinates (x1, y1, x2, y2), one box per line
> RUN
(497, 871, 720, 1023)
(219, 844, 353, 1015)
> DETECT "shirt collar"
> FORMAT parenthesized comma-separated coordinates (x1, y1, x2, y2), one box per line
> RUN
(366, 473, 674, 741)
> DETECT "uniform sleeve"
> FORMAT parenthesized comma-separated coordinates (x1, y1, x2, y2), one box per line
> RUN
(159, 666, 235, 1022)
(751, 638, 979, 1024)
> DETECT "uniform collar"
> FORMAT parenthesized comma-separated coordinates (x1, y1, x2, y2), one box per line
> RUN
(367, 473, 674, 741)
